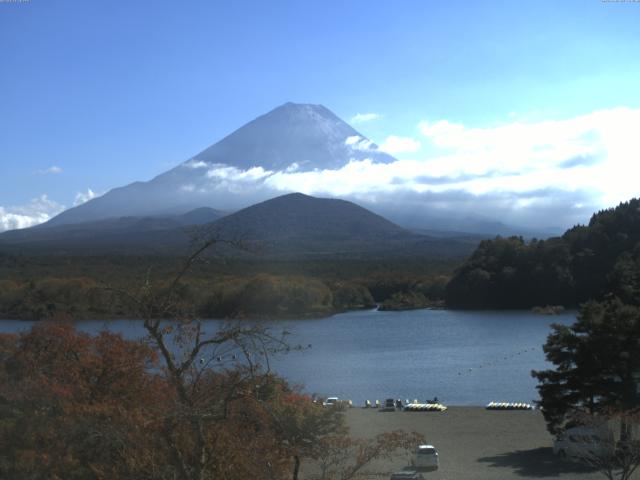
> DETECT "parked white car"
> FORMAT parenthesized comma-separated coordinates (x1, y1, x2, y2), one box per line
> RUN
(322, 396, 339, 407)
(411, 444, 439, 470)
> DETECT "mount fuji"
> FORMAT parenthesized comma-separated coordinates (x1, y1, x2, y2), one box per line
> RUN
(44, 102, 396, 227)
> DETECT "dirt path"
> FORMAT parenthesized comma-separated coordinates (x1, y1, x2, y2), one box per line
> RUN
(303, 407, 605, 480)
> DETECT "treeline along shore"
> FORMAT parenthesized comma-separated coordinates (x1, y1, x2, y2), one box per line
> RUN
(1, 197, 638, 321)
(446, 198, 640, 309)
(0, 254, 452, 321)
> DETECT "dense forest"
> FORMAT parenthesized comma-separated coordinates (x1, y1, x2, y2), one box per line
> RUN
(446, 198, 640, 309)
(0, 254, 453, 320)
(5, 198, 638, 318)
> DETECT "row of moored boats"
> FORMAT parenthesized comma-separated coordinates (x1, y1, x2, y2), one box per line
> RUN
(404, 403, 448, 412)
(486, 402, 533, 410)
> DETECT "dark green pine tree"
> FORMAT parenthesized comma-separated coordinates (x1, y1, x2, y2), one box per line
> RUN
(532, 297, 640, 435)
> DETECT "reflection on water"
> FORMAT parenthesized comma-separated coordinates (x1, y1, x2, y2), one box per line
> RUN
(0, 308, 575, 406)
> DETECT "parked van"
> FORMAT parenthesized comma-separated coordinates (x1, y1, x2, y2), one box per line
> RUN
(411, 444, 439, 470)
(382, 398, 396, 411)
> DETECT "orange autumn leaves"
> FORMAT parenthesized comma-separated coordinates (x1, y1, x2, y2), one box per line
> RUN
(0, 323, 422, 479)
(0, 323, 333, 479)
(0, 323, 164, 478)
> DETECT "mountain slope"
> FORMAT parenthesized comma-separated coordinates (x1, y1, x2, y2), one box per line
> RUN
(205, 193, 477, 258)
(0, 193, 478, 259)
(0, 207, 224, 251)
(43, 103, 395, 227)
(211, 192, 404, 240)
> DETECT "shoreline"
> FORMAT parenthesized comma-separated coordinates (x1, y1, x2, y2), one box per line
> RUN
(0, 305, 577, 323)
(1, 314, 571, 411)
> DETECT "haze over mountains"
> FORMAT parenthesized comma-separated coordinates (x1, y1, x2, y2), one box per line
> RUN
(30, 102, 540, 237)
(0, 207, 223, 252)
(207, 193, 481, 258)
(0, 193, 481, 258)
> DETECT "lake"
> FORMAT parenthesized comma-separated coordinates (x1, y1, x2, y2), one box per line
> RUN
(0, 308, 575, 406)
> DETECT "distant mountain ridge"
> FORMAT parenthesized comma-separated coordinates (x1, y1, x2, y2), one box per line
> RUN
(0, 207, 224, 250)
(0, 193, 479, 259)
(213, 192, 404, 240)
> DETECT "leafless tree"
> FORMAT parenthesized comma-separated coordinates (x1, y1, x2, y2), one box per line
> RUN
(567, 409, 640, 480)
(111, 231, 293, 480)
(311, 431, 425, 480)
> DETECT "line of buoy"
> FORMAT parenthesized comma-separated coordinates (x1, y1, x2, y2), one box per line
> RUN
(456, 346, 540, 376)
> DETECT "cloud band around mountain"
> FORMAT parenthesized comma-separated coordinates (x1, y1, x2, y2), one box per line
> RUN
(185, 106, 639, 230)
(11, 106, 637, 233)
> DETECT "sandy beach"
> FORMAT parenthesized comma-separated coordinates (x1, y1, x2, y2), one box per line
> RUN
(303, 407, 604, 480)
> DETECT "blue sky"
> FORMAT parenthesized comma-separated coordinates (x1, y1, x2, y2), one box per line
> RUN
(1, 0, 639, 231)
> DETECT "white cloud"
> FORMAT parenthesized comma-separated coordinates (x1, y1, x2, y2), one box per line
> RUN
(205, 164, 273, 182)
(35, 165, 63, 175)
(184, 160, 208, 169)
(350, 112, 382, 124)
(378, 135, 421, 154)
(159, 107, 639, 230)
(413, 107, 640, 205)
(192, 164, 276, 195)
(344, 135, 375, 151)
(0, 195, 65, 232)
(266, 159, 393, 196)
(285, 162, 300, 173)
(74, 188, 98, 206)
(212, 106, 639, 228)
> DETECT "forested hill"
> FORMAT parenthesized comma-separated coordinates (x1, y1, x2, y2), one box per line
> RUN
(445, 198, 640, 309)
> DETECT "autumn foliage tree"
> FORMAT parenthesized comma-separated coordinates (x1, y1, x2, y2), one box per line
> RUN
(0, 322, 338, 480)
(108, 235, 344, 480)
(0, 322, 165, 479)
(267, 387, 348, 480)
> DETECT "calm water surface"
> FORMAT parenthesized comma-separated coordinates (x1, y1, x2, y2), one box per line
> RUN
(0, 308, 575, 406)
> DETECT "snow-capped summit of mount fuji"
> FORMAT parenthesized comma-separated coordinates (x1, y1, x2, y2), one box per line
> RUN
(191, 102, 396, 172)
